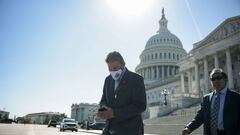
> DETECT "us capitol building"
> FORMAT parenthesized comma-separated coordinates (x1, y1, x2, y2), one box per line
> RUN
(135, 9, 240, 118)
(71, 10, 240, 121)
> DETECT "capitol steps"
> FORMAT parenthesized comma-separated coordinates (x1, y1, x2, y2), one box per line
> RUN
(144, 104, 203, 135)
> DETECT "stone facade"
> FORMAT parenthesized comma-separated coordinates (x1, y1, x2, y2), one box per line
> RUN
(0, 110, 9, 119)
(178, 15, 240, 97)
(71, 103, 98, 123)
(25, 112, 61, 124)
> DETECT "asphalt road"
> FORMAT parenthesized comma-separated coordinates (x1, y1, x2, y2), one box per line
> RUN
(0, 123, 101, 135)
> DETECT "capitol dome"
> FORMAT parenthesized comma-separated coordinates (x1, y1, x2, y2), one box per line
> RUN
(145, 32, 183, 49)
(145, 9, 183, 50)
(135, 9, 187, 84)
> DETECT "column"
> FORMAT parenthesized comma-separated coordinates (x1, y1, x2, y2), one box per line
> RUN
(204, 57, 210, 93)
(226, 48, 234, 89)
(146, 68, 149, 80)
(181, 73, 185, 94)
(214, 53, 219, 68)
(151, 66, 154, 80)
(148, 67, 151, 81)
(162, 66, 164, 80)
(172, 66, 175, 76)
(187, 70, 192, 93)
(145, 68, 147, 79)
(156, 66, 159, 79)
(194, 61, 200, 96)
(167, 66, 170, 78)
(148, 68, 151, 80)
(144, 68, 147, 80)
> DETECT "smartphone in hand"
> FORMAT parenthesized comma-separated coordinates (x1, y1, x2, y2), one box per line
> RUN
(98, 107, 107, 112)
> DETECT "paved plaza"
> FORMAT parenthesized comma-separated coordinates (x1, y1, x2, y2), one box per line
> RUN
(0, 124, 159, 135)
(0, 124, 97, 135)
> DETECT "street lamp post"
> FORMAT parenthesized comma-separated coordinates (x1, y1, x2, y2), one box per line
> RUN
(161, 88, 169, 106)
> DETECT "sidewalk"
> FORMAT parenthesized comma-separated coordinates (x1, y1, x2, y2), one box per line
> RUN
(78, 129, 159, 135)
(78, 129, 101, 135)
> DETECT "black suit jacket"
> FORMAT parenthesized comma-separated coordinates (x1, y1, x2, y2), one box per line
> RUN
(186, 89, 240, 135)
(100, 68, 146, 135)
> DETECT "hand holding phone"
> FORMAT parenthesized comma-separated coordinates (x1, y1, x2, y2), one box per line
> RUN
(98, 107, 107, 112)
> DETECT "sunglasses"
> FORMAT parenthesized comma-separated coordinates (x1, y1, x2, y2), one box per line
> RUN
(211, 76, 224, 81)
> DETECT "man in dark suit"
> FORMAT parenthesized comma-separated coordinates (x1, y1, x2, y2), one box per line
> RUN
(96, 51, 146, 135)
(182, 68, 240, 135)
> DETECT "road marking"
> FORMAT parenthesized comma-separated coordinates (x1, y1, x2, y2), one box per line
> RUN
(27, 125, 36, 135)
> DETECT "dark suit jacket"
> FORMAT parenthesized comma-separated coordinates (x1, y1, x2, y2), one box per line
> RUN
(186, 89, 240, 135)
(99, 68, 146, 135)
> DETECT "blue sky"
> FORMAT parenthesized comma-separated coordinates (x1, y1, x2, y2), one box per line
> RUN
(1, 0, 239, 118)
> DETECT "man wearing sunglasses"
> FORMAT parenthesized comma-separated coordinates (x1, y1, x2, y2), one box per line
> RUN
(182, 68, 240, 135)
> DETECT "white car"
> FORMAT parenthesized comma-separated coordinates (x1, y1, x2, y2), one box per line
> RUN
(60, 118, 78, 132)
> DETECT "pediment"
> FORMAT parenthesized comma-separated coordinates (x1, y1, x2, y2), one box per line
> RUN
(198, 16, 240, 46)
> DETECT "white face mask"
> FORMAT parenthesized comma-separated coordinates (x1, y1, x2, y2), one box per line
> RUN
(110, 69, 122, 80)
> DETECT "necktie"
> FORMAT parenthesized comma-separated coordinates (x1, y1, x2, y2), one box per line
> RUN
(114, 80, 119, 91)
(210, 92, 221, 135)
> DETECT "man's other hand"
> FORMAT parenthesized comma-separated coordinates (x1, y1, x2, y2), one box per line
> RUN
(182, 127, 190, 135)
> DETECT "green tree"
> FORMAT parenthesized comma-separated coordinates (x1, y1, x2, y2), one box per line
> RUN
(16, 117, 24, 123)
(51, 113, 67, 122)
(59, 113, 67, 121)
(44, 115, 50, 124)
(24, 117, 32, 124)
(0, 114, 2, 120)
(3, 114, 8, 120)
(51, 114, 59, 121)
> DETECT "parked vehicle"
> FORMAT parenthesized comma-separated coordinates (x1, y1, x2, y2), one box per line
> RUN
(88, 121, 106, 130)
(80, 120, 90, 129)
(0, 119, 13, 124)
(87, 117, 106, 130)
(48, 120, 57, 127)
(60, 118, 78, 132)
